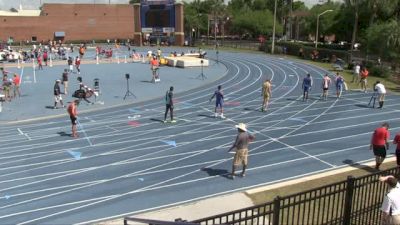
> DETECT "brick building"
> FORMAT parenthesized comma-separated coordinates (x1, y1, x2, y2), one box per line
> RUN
(0, 2, 184, 46)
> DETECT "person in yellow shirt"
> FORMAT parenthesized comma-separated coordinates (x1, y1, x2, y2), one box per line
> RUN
(261, 79, 272, 112)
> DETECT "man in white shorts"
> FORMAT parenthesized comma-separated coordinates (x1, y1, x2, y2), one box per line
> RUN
(53, 80, 65, 109)
(375, 81, 386, 109)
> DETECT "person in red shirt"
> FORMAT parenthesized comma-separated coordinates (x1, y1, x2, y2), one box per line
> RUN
(37, 55, 43, 70)
(67, 99, 79, 138)
(370, 122, 390, 170)
(12, 73, 21, 98)
(360, 67, 369, 93)
(43, 51, 48, 66)
(393, 132, 400, 168)
(75, 56, 81, 74)
(150, 56, 160, 82)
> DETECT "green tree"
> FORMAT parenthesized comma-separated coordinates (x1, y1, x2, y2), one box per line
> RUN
(230, 9, 282, 37)
(303, 2, 340, 43)
(364, 20, 400, 62)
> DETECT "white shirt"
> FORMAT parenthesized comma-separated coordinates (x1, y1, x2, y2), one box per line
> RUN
(375, 83, 386, 94)
(382, 186, 400, 215)
(355, 65, 360, 74)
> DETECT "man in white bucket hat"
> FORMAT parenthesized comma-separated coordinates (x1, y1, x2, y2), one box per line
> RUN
(228, 123, 255, 179)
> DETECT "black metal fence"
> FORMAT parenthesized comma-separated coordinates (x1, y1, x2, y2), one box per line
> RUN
(124, 167, 399, 225)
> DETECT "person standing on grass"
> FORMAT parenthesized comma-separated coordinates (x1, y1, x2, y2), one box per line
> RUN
(370, 122, 390, 170)
(67, 99, 79, 138)
(209, 85, 225, 118)
(360, 67, 369, 93)
(375, 81, 386, 109)
(335, 72, 345, 98)
(261, 79, 272, 111)
(163, 86, 176, 123)
(228, 123, 255, 179)
(381, 176, 400, 225)
(353, 63, 360, 83)
(53, 80, 65, 109)
(302, 73, 313, 101)
(321, 74, 331, 100)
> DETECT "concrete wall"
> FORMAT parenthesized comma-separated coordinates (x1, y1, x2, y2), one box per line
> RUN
(0, 4, 135, 43)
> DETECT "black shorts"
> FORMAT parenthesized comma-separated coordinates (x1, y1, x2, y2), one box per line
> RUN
(396, 149, 400, 166)
(323, 88, 329, 91)
(70, 116, 77, 125)
(373, 145, 386, 158)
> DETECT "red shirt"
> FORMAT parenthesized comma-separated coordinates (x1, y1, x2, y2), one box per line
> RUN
(13, 75, 20, 86)
(361, 69, 369, 79)
(394, 133, 400, 150)
(371, 127, 390, 146)
(67, 103, 77, 117)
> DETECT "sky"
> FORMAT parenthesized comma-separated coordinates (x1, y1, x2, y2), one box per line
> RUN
(0, 0, 339, 11)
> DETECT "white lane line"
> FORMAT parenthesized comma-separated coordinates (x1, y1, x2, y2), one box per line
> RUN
(77, 119, 93, 147)
(17, 128, 23, 135)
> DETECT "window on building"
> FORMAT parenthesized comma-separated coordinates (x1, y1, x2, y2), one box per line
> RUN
(31, 36, 37, 42)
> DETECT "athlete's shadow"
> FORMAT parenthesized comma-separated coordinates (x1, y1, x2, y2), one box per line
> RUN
(354, 104, 372, 108)
(244, 107, 261, 112)
(198, 114, 215, 119)
(57, 131, 71, 137)
(150, 118, 165, 123)
(343, 159, 377, 173)
(201, 167, 231, 179)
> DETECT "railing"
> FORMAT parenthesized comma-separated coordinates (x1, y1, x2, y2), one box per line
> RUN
(125, 167, 399, 225)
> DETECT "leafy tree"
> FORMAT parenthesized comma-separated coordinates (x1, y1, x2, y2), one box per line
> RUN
(230, 9, 282, 38)
(303, 2, 340, 43)
(363, 20, 400, 62)
(129, 0, 140, 4)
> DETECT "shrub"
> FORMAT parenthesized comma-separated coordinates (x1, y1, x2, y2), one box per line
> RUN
(369, 65, 390, 78)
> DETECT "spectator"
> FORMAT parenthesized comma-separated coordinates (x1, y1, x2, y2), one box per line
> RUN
(381, 176, 400, 225)
(393, 131, 400, 168)
(2, 74, 11, 102)
(352, 63, 360, 83)
(62, 69, 69, 95)
(53, 80, 65, 109)
(360, 67, 369, 93)
(370, 122, 390, 170)
(12, 73, 21, 98)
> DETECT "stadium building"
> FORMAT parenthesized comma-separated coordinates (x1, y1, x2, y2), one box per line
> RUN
(0, 0, 184, 46)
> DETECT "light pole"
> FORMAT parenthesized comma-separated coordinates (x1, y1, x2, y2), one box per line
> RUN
(315, 9, 333, 49)
(271, 0, 277, 54)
